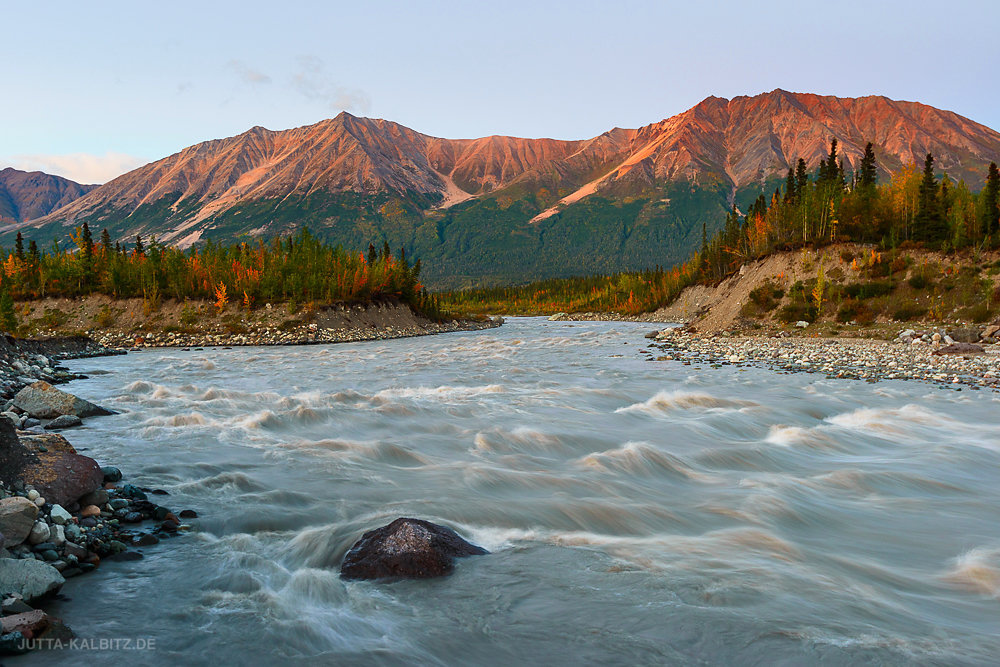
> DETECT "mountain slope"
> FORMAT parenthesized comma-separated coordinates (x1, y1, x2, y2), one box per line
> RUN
(0, 168, 97, 224)
(8, 90, 1000, 287)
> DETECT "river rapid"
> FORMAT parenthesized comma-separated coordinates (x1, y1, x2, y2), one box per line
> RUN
(22, 318, 1000, 665)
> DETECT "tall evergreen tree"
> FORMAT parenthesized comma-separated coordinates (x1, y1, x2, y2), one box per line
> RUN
(795, 158, 809, 195)
(913, 153, 947, 244)
(982, 161, 1000, 238)
(100, 228, 112, 255)
(784, 168, 797, 203)
(858, 142, 878, 188)
(14, 232, 24, 262)
(81, 222, 94, 262)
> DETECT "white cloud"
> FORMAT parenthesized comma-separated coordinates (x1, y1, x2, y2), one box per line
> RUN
(292, 55, 371, 114)
(229, 60, 272, 85)
(1, 152, 148, 184)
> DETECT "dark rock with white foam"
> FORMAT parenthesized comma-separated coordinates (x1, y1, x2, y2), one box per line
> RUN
(340, 517, 487, 580)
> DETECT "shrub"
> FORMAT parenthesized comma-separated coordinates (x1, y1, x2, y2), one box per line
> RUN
(840, 250, 855, 263)
(180, 304, 200, 325)
(39, 308, 69, 329)
(842, 281, 895, 300)
(892, 305, 928, 321)
(778, 302, 815, 324)
(869, 261, 891, 278)
(93, 305, 115, 328)
(0, 290, 16, 332)
(743, 281, 782, 316)
(959, 303, 993, 323)
(836, 301, 861, 323)
(907, 274, 930, 289)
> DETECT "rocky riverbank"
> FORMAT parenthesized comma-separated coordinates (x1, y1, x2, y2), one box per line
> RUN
(0, 376, 194, 655)
(92, 313, 504, 349)
(643, 326, 1000, 390)
(18, 295, 503, 350)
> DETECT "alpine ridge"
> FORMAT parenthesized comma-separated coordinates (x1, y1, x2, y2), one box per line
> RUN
(0, 168, 96, 225)
(6, 90, 1000, 287)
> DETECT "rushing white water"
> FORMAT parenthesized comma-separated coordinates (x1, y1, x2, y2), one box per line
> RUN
(22, 318, 1000, 665)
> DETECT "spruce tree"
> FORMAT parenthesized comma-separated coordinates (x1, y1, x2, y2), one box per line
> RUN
(82, 222, 94, 262)
(14, 232, 24, 262)
(913, 153, 947, 244)
(983, 161, 1000, 238)
(859, 142, 878, 188)
(784, 168, 796, 203)
(100, 228, 112, 255)
(795, 159, 808, 195)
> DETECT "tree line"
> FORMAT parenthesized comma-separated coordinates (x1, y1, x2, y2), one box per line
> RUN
(698, 140, 1000, 281)
(0, 228, 445, 323)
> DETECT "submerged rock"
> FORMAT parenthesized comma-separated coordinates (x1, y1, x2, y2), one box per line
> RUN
(12, 381, 112, 420)
(341, 517, 487, 580)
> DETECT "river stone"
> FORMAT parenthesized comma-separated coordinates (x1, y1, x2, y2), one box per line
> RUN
(44, 415, 82, 430)
(340, 517, 488, 580)
(948, 326, 982, 344)
(0, 497, 39, 546)
(26, 522, 49, 546)
(1, 609, 49, 637)
(49, 505, 71, 525)
(933, 342, 985, 356)
(0, 558, 64, 602)
(12, 381, 112, 420)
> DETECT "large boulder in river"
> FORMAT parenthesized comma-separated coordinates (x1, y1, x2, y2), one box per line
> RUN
(341, 517, 488, 580)
(0, 558, 64, 602)
(0, 497, 39, 545)
(12, 381, 112, 420)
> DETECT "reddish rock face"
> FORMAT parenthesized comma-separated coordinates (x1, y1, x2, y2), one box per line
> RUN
(27, 90, 1000, 244)
(0, 167, 96, 224)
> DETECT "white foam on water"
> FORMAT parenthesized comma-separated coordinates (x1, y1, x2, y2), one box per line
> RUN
(373, 384, 505, 401)
(943, 547, 1000, 597)
(615, 390, 757, 416)
(576, 441, 710, 480)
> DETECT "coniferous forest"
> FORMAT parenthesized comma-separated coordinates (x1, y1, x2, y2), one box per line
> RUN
(441, 144, 1000, 316)
(0, 228, 442, 324)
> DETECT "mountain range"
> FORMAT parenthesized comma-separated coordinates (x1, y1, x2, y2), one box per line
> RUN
(5, 90, 1000, 288)
(0, 168, 96, 225)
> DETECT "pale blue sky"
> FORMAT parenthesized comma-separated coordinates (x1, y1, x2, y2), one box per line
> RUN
(3, 0, 998, 183)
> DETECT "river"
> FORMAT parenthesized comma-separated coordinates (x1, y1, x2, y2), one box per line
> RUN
(22, 318, 1000, 665)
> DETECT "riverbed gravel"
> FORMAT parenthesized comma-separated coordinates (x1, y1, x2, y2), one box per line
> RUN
(644, 328, 1000, 391)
